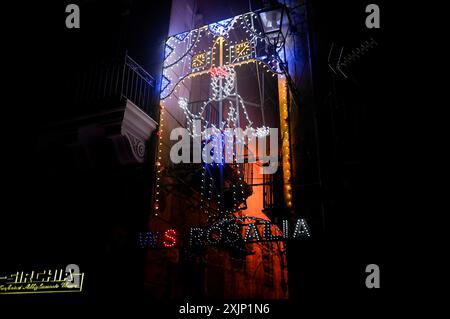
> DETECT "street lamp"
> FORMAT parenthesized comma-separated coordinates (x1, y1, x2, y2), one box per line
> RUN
(257, 6, 290, 50)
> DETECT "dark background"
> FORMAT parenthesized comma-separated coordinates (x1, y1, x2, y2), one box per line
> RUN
(0, 0, 401, 316)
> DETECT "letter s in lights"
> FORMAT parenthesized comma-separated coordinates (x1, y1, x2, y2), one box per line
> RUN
(163, 229, 177, 248)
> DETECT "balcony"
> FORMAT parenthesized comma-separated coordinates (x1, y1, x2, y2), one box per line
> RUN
(44, 54, 159, 164)
(63, 54, 159, 121)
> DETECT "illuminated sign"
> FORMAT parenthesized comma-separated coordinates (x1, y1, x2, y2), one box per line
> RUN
(139, 216, 310, 249)
(139, 228, 179, 249)
(0, 264, 84, 294)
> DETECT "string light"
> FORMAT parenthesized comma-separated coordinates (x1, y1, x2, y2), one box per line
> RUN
(205, 225, 222, 245)
(161, 10, 284, 101)
(163, 229, 178, 248)
(263, 221, 275, 240)
(244, 222, 261, 242)
(143, 217, 310, 249)
(190, 227, 204, 247)
(292, 218, 311, 238)
(278, 76, 293, 208)
(153, 103, 166, 216)
(155, 11, 295, 241)
(178, 64, 269, 165)
(139, 231, 159, 249)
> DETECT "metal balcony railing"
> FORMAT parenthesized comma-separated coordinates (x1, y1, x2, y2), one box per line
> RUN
(66, 54, 158, 119)
(121, 55, 157, 118)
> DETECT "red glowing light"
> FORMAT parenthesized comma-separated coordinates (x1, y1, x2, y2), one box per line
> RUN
(163, 229, 177, 248)
(208, 67, 229, 78)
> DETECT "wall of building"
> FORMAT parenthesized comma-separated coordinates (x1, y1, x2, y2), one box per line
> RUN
(144, 0, 292, 299)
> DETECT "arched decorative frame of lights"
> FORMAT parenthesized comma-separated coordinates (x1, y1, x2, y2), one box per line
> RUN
(153, 9, 294, 218)
(160, 11, 286, 101)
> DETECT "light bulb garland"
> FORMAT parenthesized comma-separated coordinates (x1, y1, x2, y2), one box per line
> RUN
(143, 216, 310, 249)
(244, 223, 261, 242)
(160, 11, 286, 100)
(153, 103, 166, 217)
(153, 11, 295, 244)
(277, 76, 293, 209)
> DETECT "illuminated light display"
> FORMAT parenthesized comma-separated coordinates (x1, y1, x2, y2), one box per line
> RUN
(189, 227, 204, 247)
(208, 17, 237, 37)
(234, 41, 251, 59)
(292, 218, 311, 238)
(244, 223, 262, 242)
(153, 104, 165, 217)
(208, 66, 230, 77)
(263, 221, 276, 241)
(277, 75, 293, 208)
(153, 11, 287, 219)
(140, 231, 159, 248)
(282, 220, 289, 238)
(160, 11, 284, 101)
(140, 229, 178, 249)
(152, 10, 297, 223)
(205, 225, 223, 244)
(192, 52, 207, 69)
(140, 216, 310, 249)
(0, 266, 84, 294)
(163, 229, 178, 248)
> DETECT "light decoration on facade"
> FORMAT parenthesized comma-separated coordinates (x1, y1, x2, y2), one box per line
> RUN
(208, 17, 237, 37)
(178, 64, 269, 144)
(153, 104, 166, 217)
(153, 9, 294, 219)
(233, 41, 252, 61)
(277, 75, 293, 208)
(163, 229, 178, 248)
(139, 229, 178, 248)
(143, 216, 310, 249)
(159, 11, 285, 101)
(244, 223, 262, 242)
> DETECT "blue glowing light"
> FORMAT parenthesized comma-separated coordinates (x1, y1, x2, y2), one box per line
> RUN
(208, 18, 235, 36)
